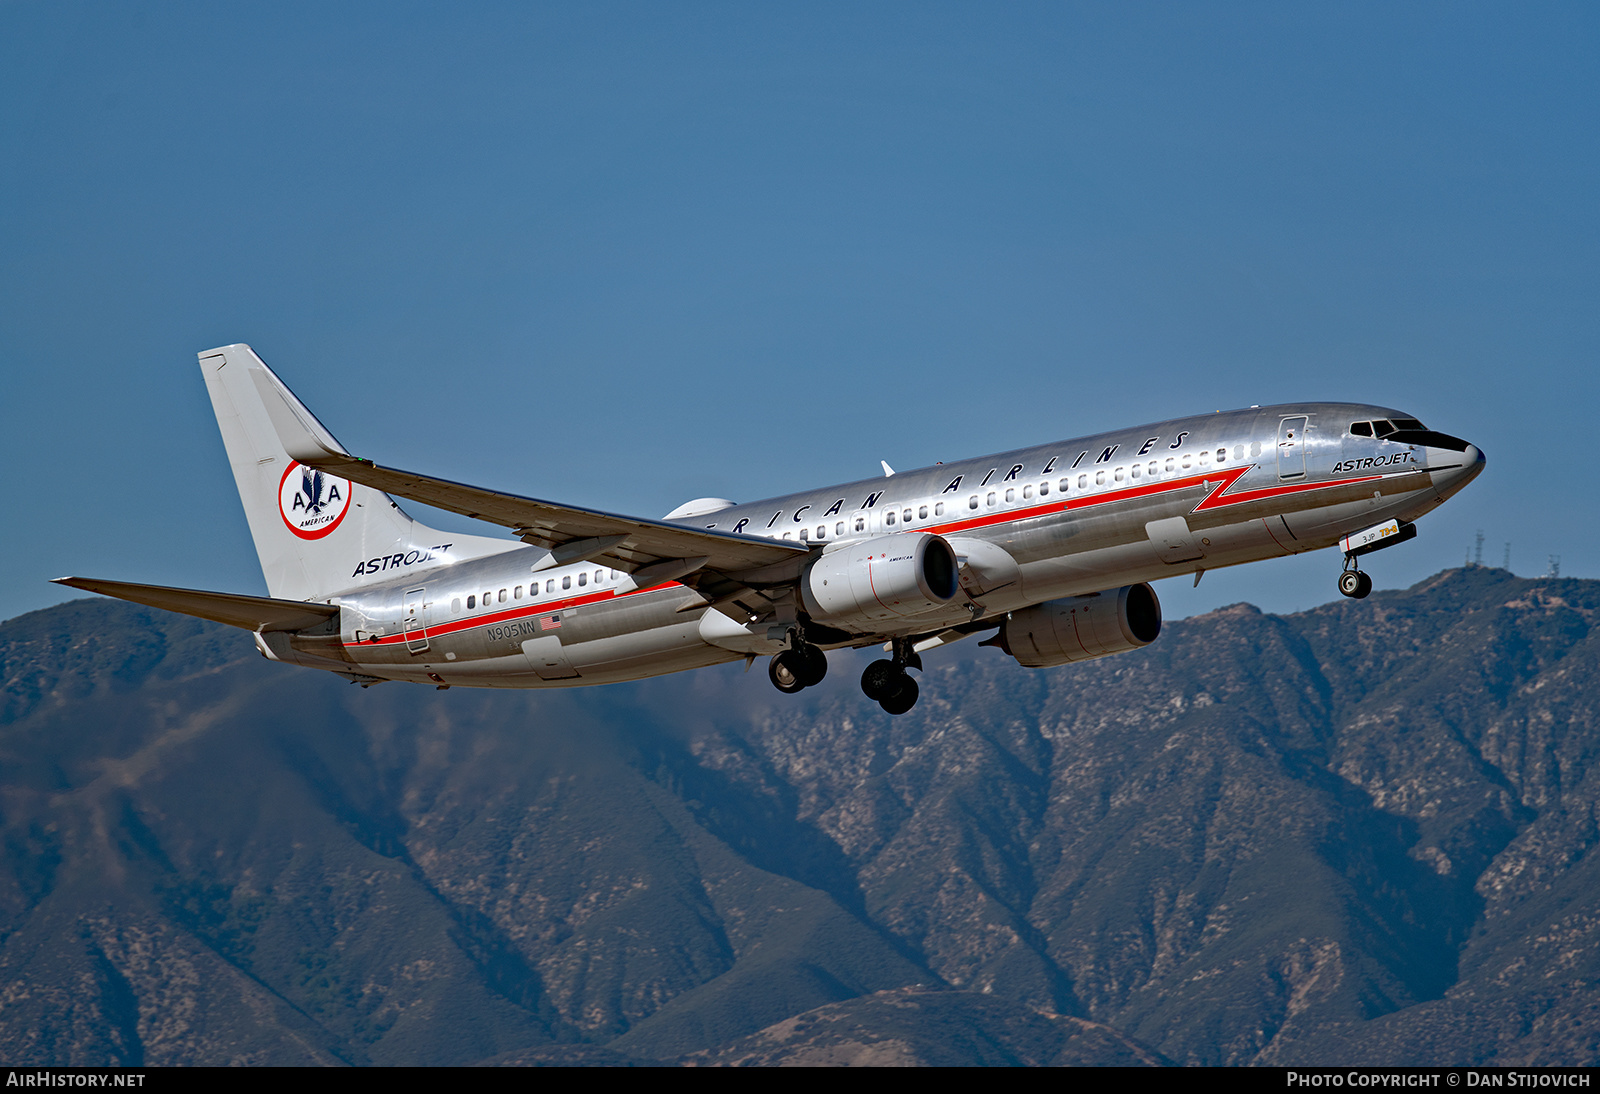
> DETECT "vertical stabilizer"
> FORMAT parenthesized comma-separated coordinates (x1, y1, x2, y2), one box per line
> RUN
(199, 344, 513, 601)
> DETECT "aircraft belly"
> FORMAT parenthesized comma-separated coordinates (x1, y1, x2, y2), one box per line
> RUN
(564, 623, 737, 680)
(1279, 475, 1432, 542)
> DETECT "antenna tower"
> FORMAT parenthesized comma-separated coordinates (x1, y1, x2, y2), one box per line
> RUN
(1474, 530, 1484, 567)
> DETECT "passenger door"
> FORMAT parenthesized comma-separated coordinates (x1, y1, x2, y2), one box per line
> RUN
(1277, 416, 1308, 479)
(402, 587, 429, 653)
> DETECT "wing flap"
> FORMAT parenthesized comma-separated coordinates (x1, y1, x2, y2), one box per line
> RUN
(54, 577, 340, 633)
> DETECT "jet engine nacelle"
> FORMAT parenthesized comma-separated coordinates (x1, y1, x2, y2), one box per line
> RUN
(991, 583, 1162, 667)
(800, 533, 960, 627)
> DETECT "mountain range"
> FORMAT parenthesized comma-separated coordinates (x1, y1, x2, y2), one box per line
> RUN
(1, 565, 1596, 1065)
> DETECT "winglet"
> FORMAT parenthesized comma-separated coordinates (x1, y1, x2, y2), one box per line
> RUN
(881, 460, 896, 477)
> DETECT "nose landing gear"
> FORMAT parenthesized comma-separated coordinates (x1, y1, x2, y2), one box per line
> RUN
(1338, 569, 1373, 599)
(860, 640, 923, 715)
(1336, 519, 1419, 600)
(1338, 560, 1373, 599)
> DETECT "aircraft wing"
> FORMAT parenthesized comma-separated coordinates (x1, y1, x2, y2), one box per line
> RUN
(251, 369, 808, 578)
(54, 577, 340, 632)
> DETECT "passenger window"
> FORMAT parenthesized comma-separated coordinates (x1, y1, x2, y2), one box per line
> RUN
(562, 576, 571, 590)
(855, 518, 866, 532)
(969, 496, 979, 510)
(1233, 445, 1244, 460)
(499, 589, 507, 603)
(514, 586, 523, 599)
(918, 505, 928, 519)
(482, 591, 491, 605)
(545, 579, 555, 594)
(782, 532, 792, 539)
(1114, 467, 1124, 482)
(816, 525, 826, 539)
(1005, 488, 1015, 503)
(1165, 458, 1175, 473)
(578, 573, 587, 586)
(1182, 455, 1192, 469)
(903, 508, 913, 522)
(935, 503, 945, 516)
(1038, 482, 1048, 496)
(986, 492, 997, 507)
(1198, 451, 1209, 465)
(886, 511, 897, 526)
(453, 597, 462, 613)
(1216, 448, 1226, 462)
(1078, 474, 1088, 490)
(799, 528, 809, 541)
(610, 570, 618, 580)
(1023, 485, 1034, 499)
(467, 595, 476, 609)
(1350, 422, 1373, 437)
(836, 522, 845, 536)
(1130, 465, 1140, 479)
(1148, 461, 1157, 476)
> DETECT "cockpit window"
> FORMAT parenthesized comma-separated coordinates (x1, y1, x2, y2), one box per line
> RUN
(1353, 418, 1427, 438)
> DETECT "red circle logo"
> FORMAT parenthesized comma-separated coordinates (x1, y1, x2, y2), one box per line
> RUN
(278, 461, 353, 540)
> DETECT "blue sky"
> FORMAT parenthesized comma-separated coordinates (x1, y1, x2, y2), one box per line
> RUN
(2, 2, 1595, 624)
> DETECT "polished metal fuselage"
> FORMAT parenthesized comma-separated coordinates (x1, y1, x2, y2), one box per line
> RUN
(275, 402, 1483, 687)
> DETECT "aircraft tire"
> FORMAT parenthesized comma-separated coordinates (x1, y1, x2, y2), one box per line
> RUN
(796, 644, 829, 687)
(860, 659, 906, 702)
(1339, 570, 1375, 599)
(880, 676, 919, 715)
(769, 651, 807, 693)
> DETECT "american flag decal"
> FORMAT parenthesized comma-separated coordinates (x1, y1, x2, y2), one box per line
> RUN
(541, 614, 562, 631)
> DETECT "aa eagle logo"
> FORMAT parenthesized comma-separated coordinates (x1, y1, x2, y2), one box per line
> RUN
(278, 461, 352, 540)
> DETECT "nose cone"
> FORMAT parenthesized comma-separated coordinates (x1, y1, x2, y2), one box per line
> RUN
(1433, 439, 1485, 501)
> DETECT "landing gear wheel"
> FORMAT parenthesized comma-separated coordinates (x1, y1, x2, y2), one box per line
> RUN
(1338, 569, 1373, 599)
(880, 676, 919, 715)
(769, 650, 807, 693)
(860, 659, 906, 702)
(796, 644, 829, 687)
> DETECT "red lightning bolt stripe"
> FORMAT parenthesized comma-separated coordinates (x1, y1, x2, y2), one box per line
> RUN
(1188, 465, 1387, 512)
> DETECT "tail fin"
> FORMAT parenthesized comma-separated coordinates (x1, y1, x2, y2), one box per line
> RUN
(200, 344, 512, 601)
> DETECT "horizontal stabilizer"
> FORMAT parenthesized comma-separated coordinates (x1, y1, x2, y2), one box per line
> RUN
(53, 577, 339, 633)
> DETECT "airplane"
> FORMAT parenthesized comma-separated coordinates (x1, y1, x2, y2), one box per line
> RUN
(56, 345, 1485, 714)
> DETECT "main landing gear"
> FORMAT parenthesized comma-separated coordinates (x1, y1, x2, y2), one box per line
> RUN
(767, 631, 923, 716)
(768, 642, 829, 693)
(860, 640, 922, 716)
(1338, 559, 1373, 599)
